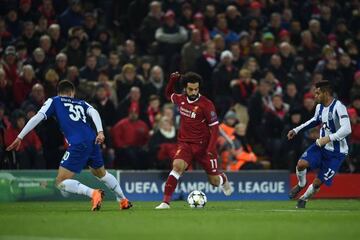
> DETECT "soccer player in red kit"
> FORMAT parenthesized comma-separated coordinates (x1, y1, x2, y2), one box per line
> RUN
(155, 72, 233, 209)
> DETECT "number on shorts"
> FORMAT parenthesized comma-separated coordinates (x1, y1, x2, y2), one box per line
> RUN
(324, 168, 335, 181)
(61, 151, 70, 164)
(210, 159, 217, 169)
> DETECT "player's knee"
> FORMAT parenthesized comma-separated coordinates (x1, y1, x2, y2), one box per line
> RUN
(313, 178, 322, 188)
(172, 160, 186, 174)
(297, 160, 308, 170)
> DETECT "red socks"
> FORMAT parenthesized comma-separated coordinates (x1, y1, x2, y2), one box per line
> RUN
(163, 170, 180, 204)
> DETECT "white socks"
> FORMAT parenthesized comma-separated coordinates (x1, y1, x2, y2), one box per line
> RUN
(296, 168, 307, 187)
(300, 184, 320, 200)
(169, 170, 181, 180)
(58, 179, 94, 198)
(99, 171, 125, 201)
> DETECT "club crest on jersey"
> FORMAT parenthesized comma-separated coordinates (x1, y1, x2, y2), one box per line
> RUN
(328, 114, 333, 121)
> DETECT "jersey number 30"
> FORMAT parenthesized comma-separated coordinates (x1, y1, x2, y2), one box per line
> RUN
(64, 103, 86, 123)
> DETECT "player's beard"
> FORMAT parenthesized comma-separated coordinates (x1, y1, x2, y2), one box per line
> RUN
(187, 93, 199, 101)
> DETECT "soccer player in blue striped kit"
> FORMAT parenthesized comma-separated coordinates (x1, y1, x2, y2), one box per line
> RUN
(287, 80, 352, 208)
(7, 80, 132, 211)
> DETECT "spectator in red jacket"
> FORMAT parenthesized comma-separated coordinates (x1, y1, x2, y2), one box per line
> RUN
(111, 102, 149, 169)
(13, 65, 37, 106)
(4, 109, 44, 169)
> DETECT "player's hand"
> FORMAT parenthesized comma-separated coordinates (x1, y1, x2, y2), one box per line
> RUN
(170, 72, 181, 82)
(315, 136, 331, 147)
(6, 137, 22, 151)
(95, 131, 105, 144)
(287, 130, 296, 140)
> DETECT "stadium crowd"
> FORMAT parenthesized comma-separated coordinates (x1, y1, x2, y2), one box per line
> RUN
(0, 0, 360, 172)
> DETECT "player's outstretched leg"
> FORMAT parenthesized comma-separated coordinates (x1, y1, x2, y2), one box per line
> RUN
(91, 167, 132, 210)
(297, 178, 322, 209)
(155, 159, 186, 209)
(208, 173, 233, 196)
(289, 160, 308, 199)
(56, 167, 104, 211)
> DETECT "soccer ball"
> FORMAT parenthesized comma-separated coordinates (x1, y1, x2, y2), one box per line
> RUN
(187, 190, 207, 208)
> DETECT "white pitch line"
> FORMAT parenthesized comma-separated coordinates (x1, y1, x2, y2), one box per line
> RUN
(0, 236, 86, 240)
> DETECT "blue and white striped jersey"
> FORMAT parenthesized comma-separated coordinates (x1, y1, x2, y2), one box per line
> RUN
(293, 99, 352, 154)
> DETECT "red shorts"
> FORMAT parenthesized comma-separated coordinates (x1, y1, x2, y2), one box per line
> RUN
(174, 141, 219, 175)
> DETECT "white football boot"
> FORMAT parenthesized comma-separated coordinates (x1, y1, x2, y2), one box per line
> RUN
(222, 177, 233, 196)
(155, 202, 170, 209)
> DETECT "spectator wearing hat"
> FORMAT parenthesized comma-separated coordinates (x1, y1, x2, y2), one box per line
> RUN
(261, 32, 278, 65)
(155, 9, 187, 72)
(111, 102, 150, 169)
(212, 50, 239, 119)
(13, 65, 38, 106)
(210, 14, 239, 45)
(188, 12, 210, 42)
(245, 1, 266, 29)
(1, 46, 19, 86)
(4, 109, 44, 169)
(89, 41, 108, 70)
(278, 29, 290, 43)
(80, 54, 99, 82)
(61, 36, 85, 68)
(181, 28, 205, 72)
(138, 1, 163, 53)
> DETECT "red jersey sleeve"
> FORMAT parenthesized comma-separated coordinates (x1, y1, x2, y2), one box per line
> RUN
(170, 93, 182, 105)
(203, 100, 219, 127)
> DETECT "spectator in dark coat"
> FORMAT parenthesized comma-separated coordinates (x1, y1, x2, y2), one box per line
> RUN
(61, 36, 85, 68)
(79, 54, 99, 82)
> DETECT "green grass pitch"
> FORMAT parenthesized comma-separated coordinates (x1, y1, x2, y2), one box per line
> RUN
(0, 200, 360, 240)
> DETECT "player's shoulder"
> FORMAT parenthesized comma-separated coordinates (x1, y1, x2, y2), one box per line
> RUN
(199, 95, 215, 107)
(335, 99, 346, 108)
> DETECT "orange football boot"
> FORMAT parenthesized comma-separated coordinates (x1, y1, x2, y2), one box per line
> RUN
(91, 189, 105, 211)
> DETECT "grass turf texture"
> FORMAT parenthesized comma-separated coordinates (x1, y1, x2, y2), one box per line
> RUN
(0, 200, 359, 240)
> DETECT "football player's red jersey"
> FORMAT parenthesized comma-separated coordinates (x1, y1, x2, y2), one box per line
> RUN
(171, 93, 219, 144)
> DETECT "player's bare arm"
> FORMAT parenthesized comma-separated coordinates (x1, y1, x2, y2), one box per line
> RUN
(6, 137, 22, 151)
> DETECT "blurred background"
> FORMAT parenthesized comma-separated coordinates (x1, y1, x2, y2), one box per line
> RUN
(0, 0, 359, 176)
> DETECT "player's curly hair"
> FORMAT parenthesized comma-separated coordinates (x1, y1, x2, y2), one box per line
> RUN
(182, 72, 203, 88)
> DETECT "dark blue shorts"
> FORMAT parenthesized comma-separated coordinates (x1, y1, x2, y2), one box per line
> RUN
(60, 141, 104, 173)
(300, 143, 346, 186)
